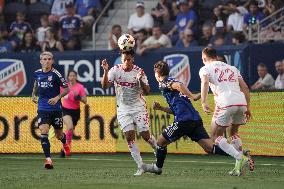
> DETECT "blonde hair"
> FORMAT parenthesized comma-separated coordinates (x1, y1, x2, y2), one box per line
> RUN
(40, 51, 53, 60)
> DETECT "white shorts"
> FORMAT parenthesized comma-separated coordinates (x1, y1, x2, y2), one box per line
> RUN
(213, 105, 247, 127)
(117, 110, 150, 133)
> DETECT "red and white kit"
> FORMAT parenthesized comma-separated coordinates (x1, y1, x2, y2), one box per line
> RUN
(108, 64, 149, 132)
(199, 61, 247, 126)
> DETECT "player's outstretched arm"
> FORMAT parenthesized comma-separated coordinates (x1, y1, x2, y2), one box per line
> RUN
(32, 80, 38, 104)
(170, 81, 200, 101)
(153, 101, 173, 114)
(101, 59, 113, 89)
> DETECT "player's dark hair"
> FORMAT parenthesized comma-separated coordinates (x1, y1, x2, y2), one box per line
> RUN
(68, 70, 77, 76)
(217, 55, 227, 63)
(120, 48, 135, 56)
(154, 61, 170, 76)
(258, 63, 267, 68)
(202, 47, 217, 59)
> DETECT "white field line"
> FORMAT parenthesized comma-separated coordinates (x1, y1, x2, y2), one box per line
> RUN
(0, 156, 284, 167)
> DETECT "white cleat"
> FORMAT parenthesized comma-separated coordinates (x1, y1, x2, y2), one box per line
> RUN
(141, 163, 162, 175)
(134, 168, 145, 176)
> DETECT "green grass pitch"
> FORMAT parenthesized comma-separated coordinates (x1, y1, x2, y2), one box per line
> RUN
(0, 153, 283, 189)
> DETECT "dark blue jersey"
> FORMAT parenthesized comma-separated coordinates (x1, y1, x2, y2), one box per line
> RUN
(159, 77, 201, 122)
(34, 67, 68, 111)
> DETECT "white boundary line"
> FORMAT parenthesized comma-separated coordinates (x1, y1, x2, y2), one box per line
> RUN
(0, 156, 284, 167)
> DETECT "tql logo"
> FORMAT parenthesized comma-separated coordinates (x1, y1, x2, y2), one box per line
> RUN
(163, 54, 191, 87)
(0, 59, 27, 95)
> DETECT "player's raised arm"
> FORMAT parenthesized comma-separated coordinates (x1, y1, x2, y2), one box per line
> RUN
(32, 80, 38, 104)
(137, 70, 150, 95)
(101, 59, 113, 89)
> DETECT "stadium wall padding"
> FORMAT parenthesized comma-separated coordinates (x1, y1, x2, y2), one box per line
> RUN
(0, 94, 283, 156)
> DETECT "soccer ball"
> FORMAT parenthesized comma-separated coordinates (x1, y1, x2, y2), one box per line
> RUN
(118, 34, 135, 51)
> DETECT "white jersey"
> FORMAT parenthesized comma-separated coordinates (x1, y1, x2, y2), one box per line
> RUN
(108, 64, 149, 114)
(199, 61, 247, 108)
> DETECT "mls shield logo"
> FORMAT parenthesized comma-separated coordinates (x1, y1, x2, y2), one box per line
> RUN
(48, 76, 53, 81)
(0, 59, 27, 95)
(163, 54, 191, 87)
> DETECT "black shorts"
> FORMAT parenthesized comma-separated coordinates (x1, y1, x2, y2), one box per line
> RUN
(37, 110, 63, 130)
(62, 107, 80, 126)
(162, 120, 210, 143)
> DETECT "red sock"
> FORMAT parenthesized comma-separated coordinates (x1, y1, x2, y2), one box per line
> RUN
(66, 130, 73, 146)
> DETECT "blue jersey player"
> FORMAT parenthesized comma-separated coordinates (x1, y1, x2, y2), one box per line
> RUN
(142, 61, 228, 174)
(32, 51, 70, 169)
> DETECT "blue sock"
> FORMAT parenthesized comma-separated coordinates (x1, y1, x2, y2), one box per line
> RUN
(60, 133, 66, 144)
(40, 134, 51, 158)
(156, 146, 167, 168)
(212, 144, 229, 156)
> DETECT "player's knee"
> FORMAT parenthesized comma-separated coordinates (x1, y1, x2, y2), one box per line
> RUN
(127, 140, 135, 148)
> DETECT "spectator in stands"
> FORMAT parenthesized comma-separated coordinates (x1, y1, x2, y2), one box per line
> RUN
(16, 30, 41, 53)
(136, 25, 172, 55)
(175, 28, 198, 48)
(135, 28, 148, 54)
(0, 29, 16, 53)
(243, 0, 265, 39)
(210, 20, 232, 46)
(251, 63, 275, 90)
(75, 0, 101, 38)
(36, 15, 50, 47)
(274, 60, 284, 89)
(198, 23, 213, 46)
(232, 31, 246, 45)
(0, 0, 4, 24)
(40, 0, 54, 5)
(151, 0, 171, 26)
(167, 0, 197, 46)
(9, 11, 33, 45)
(49, 0, 73, 26)
(108, 24, 122, 50)
(27, 0, 51, 28)
(42, 27, 64, 52)
(59, 2, 83, 50)
(211, 5, 227, 27)
(224, 0, 248, 32)
(128, 1, 154, 37)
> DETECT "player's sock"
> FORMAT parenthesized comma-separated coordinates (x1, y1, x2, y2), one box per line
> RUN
(40, 134, 51, 158)
(156, 145, 167, 168)
(128, 140, 143, 168)
(231, 134, 242, 152)
(215, 136, 242, 160)
(59, 132, 67, 144)
(66, 130, 73, 146)
(147, 135, 157, 150)
(212, 144, 229, 156)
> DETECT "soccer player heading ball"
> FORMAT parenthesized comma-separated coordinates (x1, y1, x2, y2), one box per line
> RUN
(101, 36, 157, 176)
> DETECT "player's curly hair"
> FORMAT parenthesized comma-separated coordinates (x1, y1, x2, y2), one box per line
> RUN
(154, 61, 170, 76)
(120, 48, 135, 56)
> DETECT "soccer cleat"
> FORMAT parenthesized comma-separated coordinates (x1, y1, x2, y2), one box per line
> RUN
(44, 159, 53, 169)
(141, 163, 162, 175)
(63, 144, 71, 156)
(134, 168, 145, 176)
(243, 149, 255, 171)
(230, 155, 249, 176)
(60, 149, 65, 158)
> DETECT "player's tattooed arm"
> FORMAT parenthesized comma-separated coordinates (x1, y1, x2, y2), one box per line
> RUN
(32, 80, 38, 104)
(153, 101, 173, 114)
(239, 78, 252, 120)
(101, 59, 113, 89)
(48, 87, 69, 105)
(200, 75, 212, 114)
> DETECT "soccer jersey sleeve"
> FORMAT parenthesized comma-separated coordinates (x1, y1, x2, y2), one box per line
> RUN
(53, 68, 68, 88)
(199, 66, 210, 78)
(79, 84, 86, 97)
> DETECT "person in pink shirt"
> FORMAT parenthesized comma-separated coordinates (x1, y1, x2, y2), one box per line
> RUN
(60, 70, 87, 156)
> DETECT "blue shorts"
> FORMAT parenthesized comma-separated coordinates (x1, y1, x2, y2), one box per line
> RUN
(162, 120, 210, 143)
(37, 110, 63, 130)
